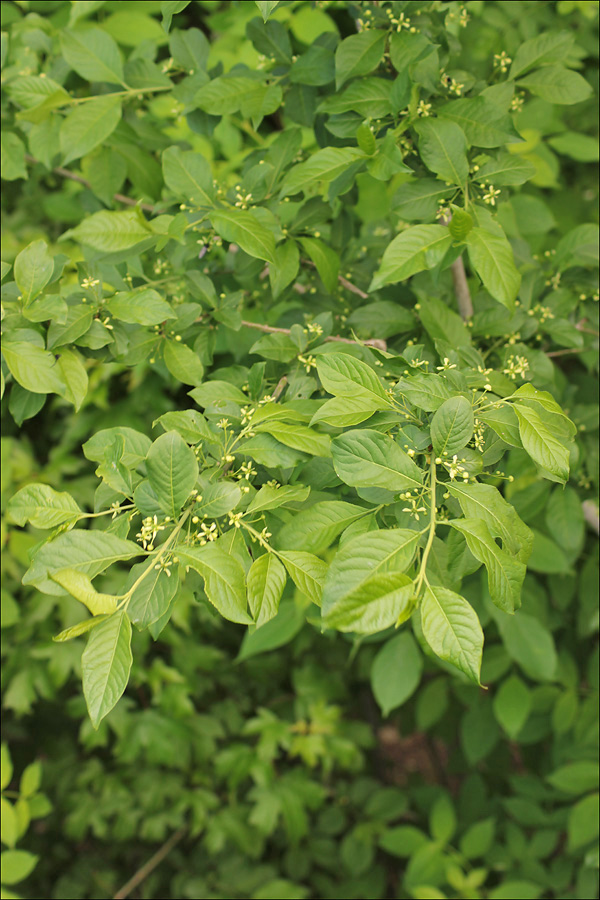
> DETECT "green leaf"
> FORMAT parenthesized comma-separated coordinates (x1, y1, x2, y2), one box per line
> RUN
(1, 341, 66, 395)
(62, 209, 154, 254)
(196, 76, 281, 119)
(548, 131, 599, 162)
(50, 568, 118, 616)
(83, 427, 151, 466)
(1, 797, 18, 849)
(61, 27, 125, 85)
(332, 430, 423, 492)
(510, 30, 576, 78)
(396, 372, 453, 411)
(430, 792, 457, 843)
(237, 601, 305, 662)
(527, 530, 571, 575)
(1, 745, 12, 791)
(546, 487, 585, 558)
(446, 482, 532, 563)
(489, 882, 544, 900)
(107, 289, 175, 325)
(474, 152, 537, 186)
(124, 562, 179, 628)
(6, 483, 82, 529)
(247, 484, 310, 514)
(20, 762, 41, 798)
(280, 147, 366, 197)
(448, 208, 473, 242)
(493, 674, 531, 737)
(145, 431, 199, 517)
(316, 353, 391, 407)
(269, 240, 300, 298)
(517, 66, 593, 104)
(13, 240, 53, 304)
(210, 209, 276, 264)
(319, 78, 393, 118)
(370, 225, 453, 290)
(162, 146, 214, 210)
(254, 422, 330, 457)
(420, 585, 483, 684)
(23, 531, 140, 595)
(466, 227, 521, 310)
(299, 237, 339, 293)
(1, 131, 27, 181)
(169, 27, 209, 71)
(177, 546, 252, 624)
(414, 119, 469, 185)
(514, 404, 570, 484)
(161, 1, 191, 32)
(371, 632, 423, 716)
(438, 97, 521, 149)
(567, 793, 599, 851)
(431, 397, 474, 458)
(278, 501, 369, 556)
(247, 554, 287, 626)
(278, 551, 328, 605)
(393, 180, 455, 221)
(495, 612, 557, 681)
(322, 530, 419, 633)
(449, 518, 526, 614)
(163, 340, 205, 387)
(335, 31, 385, 89)
(247, 17, 292, 65)
(56, 348, 88, 411)
(459, 818, 496, 860)
(0, 849, 38, 885)
(547, 762, 599, 795)
(310, 396, 380, 428)
(60, 95, 122, 165)
(479, 404, 522, 447)
(82, 611, 132, 728)
(53, 615, 111, 643)
(255, 0, 281, 22)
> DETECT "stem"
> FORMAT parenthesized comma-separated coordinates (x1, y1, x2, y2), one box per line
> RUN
(240, 319, 386, 352)
(25, 155, 161, 214)
(112, 826, 186, 900)
(414, 458, 438, 600)
(583, 500, 600, 535)
(450, 255, 473, 320)
(118, 509, 191, 609)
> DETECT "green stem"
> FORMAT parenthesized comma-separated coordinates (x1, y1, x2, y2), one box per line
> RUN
(414, 458, 437, 600)
(118, 508, 191, 609)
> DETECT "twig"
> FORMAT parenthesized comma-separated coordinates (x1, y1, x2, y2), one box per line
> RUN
(440, 214, 473, 319)
(450, 255, 473, 320)
(583, 500, 600, 536)
(25, 154, 160, 214)
(546, 347, 590, 358)
(113, 827, 186, 900)
(241, 319, 387, 352)
(338, 274, 369, 299)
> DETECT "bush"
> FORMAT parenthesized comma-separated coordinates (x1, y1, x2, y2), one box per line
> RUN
(1, 1, 598, 898)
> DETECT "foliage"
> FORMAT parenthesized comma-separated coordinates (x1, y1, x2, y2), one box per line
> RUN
(1, 1, 598, 899)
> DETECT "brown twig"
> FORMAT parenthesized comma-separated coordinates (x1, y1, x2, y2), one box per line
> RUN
(25, 154, 159, 213)
(450, 255, 473, 320)
(113, 827, 186, 900)
(241, 319, 387, 352)
(546, 347, 590, 358)
(440, 213, 473, 319)
(583, 500, 600, 536)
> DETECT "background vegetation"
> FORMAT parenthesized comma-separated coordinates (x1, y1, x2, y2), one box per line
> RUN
(1, 1, 598, 899)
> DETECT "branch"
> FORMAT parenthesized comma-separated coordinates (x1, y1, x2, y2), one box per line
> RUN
(25, 155, 160, 214)
(546, 347, 590, 358)
(440, 214, 473, 319)
(113, 827, 186, 900)
(583, 500, 600, 536)
(241, 319, 387, 352)
(450, 255, 473, 320)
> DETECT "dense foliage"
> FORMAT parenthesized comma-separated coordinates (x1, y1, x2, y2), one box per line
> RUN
(1, 1, 598, 898)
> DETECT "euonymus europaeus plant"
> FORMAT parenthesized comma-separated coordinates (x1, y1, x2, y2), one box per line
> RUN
(1, 0, 598, 729)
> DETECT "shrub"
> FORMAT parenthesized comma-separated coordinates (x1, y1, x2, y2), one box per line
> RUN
(1, 2, 598, 899)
